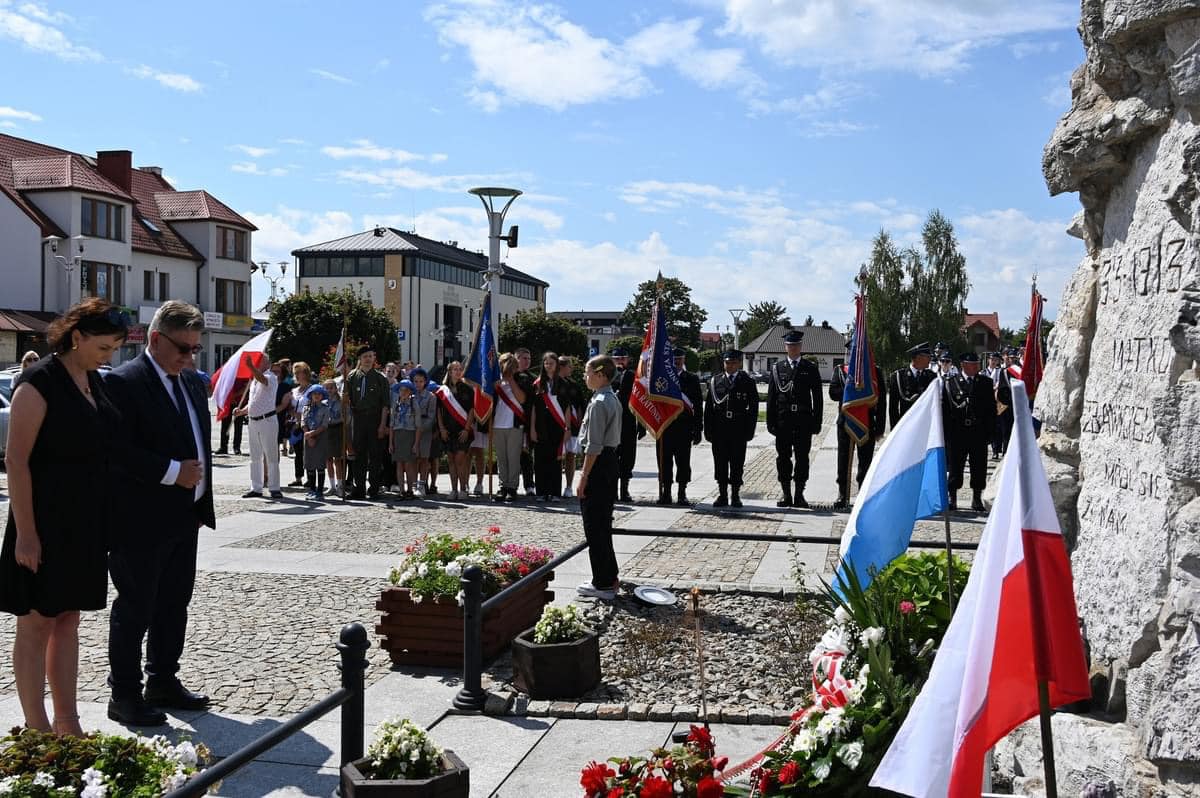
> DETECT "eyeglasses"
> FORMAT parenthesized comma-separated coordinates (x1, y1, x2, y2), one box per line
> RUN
(157, 331, 203, 355)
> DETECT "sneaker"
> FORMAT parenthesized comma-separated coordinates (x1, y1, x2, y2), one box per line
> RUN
(576, 582, 617, 600)
(563, 486, 574, 498)
(473, 483, 484, 496)
(503, 490, 517, 503)
(305, 490, 318, 501)
(414, 482, 425, 497)
(241, 490, 263, 499)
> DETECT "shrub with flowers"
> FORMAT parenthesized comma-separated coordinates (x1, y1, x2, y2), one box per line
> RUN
(362, 718, 445, 781)
(531, 603, 589, 644)
(727, 552, 969, 797)
(581, 725, 727, 798)
(0, 727, 212, 796)
(388, 527, 553, 603)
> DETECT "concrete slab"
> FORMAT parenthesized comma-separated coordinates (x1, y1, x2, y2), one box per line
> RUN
(706, 723, 788, 769)
(213, 761, 339, 798)
(492, 719, 675, 797)
(427, 714, 555, 798)
(362, 669, 461, 728)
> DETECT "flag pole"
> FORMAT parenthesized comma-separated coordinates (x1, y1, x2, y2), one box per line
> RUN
(939, 377, 957, 614)
(1037, 680, 1060, 797)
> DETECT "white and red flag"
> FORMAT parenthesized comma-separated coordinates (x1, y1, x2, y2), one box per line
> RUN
(869, 380, 1090, 798)
(210, 328, 273, 421)
(333, 327, 349, 375)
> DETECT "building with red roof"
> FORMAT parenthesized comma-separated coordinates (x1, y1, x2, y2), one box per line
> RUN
(0, 133, 257, 370)
(963, 311, 1002, 355)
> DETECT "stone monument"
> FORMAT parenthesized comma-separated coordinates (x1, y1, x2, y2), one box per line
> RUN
(994, 1, 1200, 795)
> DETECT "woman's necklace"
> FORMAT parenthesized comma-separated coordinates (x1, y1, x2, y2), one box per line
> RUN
(59, 355, 92, 395)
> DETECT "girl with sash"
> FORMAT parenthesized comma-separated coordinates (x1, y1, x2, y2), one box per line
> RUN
(529, 351, 568, 501)
(491, 352, 528, 503)
(556, 355, 584, 498)
(436, 361, 476, 500)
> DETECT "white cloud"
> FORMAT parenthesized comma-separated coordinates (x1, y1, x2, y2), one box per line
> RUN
(310, 68, 354, 84)
(374, 57, 391, 71)
(335, 164, 528, 194)
(232, 162, 288, 177)
(1011, 39, 1061, 59)
(321, 139, 426, 162)
(0, 105, 41, 121)
(0, 121, 17, 129)
(1043, 69, 1073, 109)
(128, 65, 203, 92)
(721, 0, 1076, 76)
(0, 1, 100, 61)
(623, 17, 761, 94)
(241, 206, 358, 267)
(231, 144, 275, 158)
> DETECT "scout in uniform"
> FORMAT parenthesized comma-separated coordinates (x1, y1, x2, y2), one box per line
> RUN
(610, 347, 639, 503)
(766, 330, 823, 508)
(829, 338, 887, 511)
(943, 352, 997, 512)
(888, 342, 937, 430)
(344, 344, 391, 499)
(703, 349, 758, 507)
(657, 347, 703, 506)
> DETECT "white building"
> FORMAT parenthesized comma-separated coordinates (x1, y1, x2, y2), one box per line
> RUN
(292, 227, 548, 367)
(743, 323, 849, 381)
(0, 134, 257, 371)
(548, 310, 640, 356)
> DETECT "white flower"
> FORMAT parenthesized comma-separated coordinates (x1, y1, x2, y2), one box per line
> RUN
(846, 678, 868, 705)
(81, 785, 108, 798)
(860, 626, 885, 646)
(0, 775, 16, 794)
(455, 590, 465, 606)
(82, 768, 106, 787)
(815, 706, 849, 740)
(812, 757, 832, 782)
(858, 663, 870, 681)
(417, 562, 429, 577)
(33, 772, 56, 788)
(412, 593, 424, 604)
(57, 788, 76, 796)
(445, 561, 462, 577)
(818, 626, 852, 657)
(834, 605, 851, 625)
(162, 767, 189, 791)
(174, 740, 198, 767)
(837, 741, 864, 770)
(790, 728, 818, 755)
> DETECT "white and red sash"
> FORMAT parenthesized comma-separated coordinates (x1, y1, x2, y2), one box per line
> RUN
(496, 381, 527, 425)
(436, 384, 470, 428)
(540, 389, 568, 456)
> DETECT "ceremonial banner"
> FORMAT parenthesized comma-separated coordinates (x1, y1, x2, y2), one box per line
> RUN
(841, 294, 878, 444)
(1021, 287, 1046, 402)
(463, 292, 498, 422)
(210, 328, 273, 421)
(333, 327, 349, 375)
(629, 294, 685, 440)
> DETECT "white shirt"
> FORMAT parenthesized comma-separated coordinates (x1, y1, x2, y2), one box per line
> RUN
(493, 380, 516, 429)
(247, 370, 280, 417)
(147, 354, 207, 502)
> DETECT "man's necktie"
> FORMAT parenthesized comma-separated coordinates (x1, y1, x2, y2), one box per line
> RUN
(360, 374, 367, 400)
(169, 374, 199, 459)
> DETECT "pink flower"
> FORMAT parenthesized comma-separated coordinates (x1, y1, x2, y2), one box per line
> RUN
(900, 600, 916, 615)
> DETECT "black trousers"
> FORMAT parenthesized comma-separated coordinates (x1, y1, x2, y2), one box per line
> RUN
(219, 414, 245, 452)
(775, 430, 814, 489)
(582, 448, 619, 587)
(108, 530, 199, 699)
(656, 430, 693, 488)
(949, 430, 990, 491)
(617, 415, 638, 480)
(293, 440, 306, 483)
(993, 411, 1014, 455)
(533, 437, 563, 497)
(350, 413, 384, 493)
(520, 439, 534, 491)
(711, 434, 748, 488)
(836, 427, 875, 499)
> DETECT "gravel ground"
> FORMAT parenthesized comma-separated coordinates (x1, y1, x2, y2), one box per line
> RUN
(486, 590, 826, 711)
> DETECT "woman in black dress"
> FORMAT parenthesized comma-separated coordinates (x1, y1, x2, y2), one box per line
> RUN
(530, 351, 567, 501)
(1, 298, 128, 735)
(436, 361, 477, 500)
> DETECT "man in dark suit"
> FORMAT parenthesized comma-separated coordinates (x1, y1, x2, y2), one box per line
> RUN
(104, 301, 214, 726)
(703, 349, 758, 507)
(888, 342, 937, 430)
(766, 330, 823, 508)
(610, 347, 639, 503)
(656, 347, 703, 506)
(943, 352, 997, 512)
(829, 339, 888, 510)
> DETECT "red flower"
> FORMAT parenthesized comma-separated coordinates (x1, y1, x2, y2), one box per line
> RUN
(687, 724, 715, 756)
(711, 756, 728, 773)
(778, 761, 801, 785)
(638, 776, 672, 798)
(518, 563, 531, 576)
(607, 790, 623, 798)
(756, 768, 773, 793)
(697, 776, 724, 798)
(900, 600, 916, 614)
(580, 761, 614, 794)
(488, 525, 501, 534)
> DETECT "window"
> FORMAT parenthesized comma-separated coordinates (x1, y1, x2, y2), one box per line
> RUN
(500, 278, 536, 300)
(80, 261, 124, 302)
(215, 278, 247, 314)
(81, 197, 124, 241)
(143, 271, 154, 301)
(218, 227, 247, 261)
(159, 272, 170, 301)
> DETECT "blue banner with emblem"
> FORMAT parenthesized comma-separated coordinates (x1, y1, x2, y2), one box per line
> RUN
(463, 292, 497, 423)
(841, 294, 878, 444)
(629, 285, 685, 439)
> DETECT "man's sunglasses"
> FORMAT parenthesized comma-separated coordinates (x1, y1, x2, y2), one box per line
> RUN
(158, 330, 204, 355)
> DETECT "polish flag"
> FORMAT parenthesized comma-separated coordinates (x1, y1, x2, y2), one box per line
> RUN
(211, 328, 273, 421)
(869, 380, 1090, 797)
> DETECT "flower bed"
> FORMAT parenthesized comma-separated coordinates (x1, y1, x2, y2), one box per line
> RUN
(341, 717, 468, 797)
(0, 727, 212, 796)
(581, 724, 727, 798)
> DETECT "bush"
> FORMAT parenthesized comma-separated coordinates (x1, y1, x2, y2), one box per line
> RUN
(365, 719, 444, 781)
(532, 604, 588, 644)
(388, 527, 553, 603)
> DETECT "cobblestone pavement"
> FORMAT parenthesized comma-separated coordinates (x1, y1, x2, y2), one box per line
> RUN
(0, 572, 393, 716)
(740, 400, 839, 499)
(621, 538, 770, 584)
(824, 517, 983, 571)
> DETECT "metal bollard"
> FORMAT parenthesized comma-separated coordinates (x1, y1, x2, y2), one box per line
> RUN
(337, 622, 369, 767)
(453, 566, 487, 710)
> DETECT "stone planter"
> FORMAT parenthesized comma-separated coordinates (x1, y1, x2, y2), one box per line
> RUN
(511, 627, 601, 699)
(376, 573, 554, 667)
(340, 750, 469, 797)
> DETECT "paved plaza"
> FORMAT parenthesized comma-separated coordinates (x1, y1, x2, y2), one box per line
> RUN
(0, 400, 992, 795)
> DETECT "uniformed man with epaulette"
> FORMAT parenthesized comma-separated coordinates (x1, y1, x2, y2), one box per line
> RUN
(609, 346, 638, 503)
(829, 337, 887, 511)
(932, 341, 958, 377)
(703, 349, 758, 508)
(657, 347, 703, 506)
(943, 352, 996, 512)
(888, 342, 937, 430)
(766, 330, 823, 508)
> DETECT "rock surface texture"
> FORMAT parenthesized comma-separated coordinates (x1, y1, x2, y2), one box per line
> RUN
(1003, 1, 1200, 795)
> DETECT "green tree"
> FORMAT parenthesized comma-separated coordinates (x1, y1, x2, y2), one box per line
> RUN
(497, 309, 588, 361)
(606, 334, 644, 361)
(266, 287, 398, 370)
(621, 277, 708, 348)
(738, 300, 791, 346)
(803, 314, 815, 326)
(861, 230, 909, 372)
(907, 210, 972, 356)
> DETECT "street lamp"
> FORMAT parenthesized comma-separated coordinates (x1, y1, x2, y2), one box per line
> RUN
(729, 308, 745, 346)
(253, 260, 289, 307)
(44, 235, 86, 305)
(468, 187, 521, 343)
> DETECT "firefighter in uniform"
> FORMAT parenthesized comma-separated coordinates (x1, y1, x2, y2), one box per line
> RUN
(610, 347, 638, 503)
(703, 349, 758, 508)
(943, 352, 996, 512)
(829, 338, 887, 510)
(657, 347, 703, 506)
(888, 342, 937, 430)
(766, 330, 823, 508)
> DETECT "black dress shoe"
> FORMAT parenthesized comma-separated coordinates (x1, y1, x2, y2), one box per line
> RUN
(145, 683, 211, 710)
(108, 697, 167, 726)
(793, 494, 810, 509)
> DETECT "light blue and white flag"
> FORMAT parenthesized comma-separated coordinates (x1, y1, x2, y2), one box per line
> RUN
(835, 376, 947, 590)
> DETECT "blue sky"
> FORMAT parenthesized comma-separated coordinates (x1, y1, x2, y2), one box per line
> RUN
(1, 0, 1087, 335)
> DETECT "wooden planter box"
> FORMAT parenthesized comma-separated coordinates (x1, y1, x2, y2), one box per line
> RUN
(511, 627, 601, 699)
(376, 573, 554, 667)
(340, 750, 469, 797)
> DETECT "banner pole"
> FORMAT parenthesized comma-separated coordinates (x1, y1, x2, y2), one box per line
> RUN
(939, 378, 956, 614)
(1037, 679, 1059, 798)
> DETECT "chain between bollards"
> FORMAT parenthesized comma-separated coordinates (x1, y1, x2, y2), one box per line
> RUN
(453, 566, 487, 711)
(337, 621, 369, 767)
